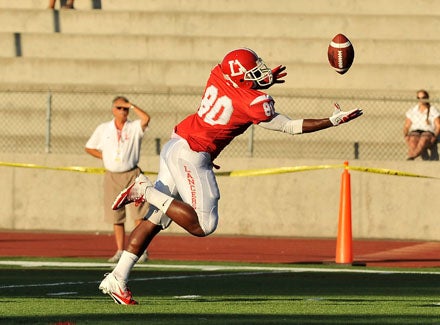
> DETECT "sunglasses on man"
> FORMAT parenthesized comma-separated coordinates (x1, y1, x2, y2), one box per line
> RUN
(115, 106, 129, 112)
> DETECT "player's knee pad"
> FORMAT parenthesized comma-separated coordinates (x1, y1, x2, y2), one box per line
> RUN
(145, 206, 172, 229)
(199, 205, 218, 236)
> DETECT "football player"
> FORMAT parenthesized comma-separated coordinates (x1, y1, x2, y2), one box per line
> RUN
(99, 48, 363, 304)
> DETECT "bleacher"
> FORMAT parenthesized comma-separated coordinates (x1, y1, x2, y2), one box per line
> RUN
(0, 0, 439, 93)
(1, 0, 440, 160)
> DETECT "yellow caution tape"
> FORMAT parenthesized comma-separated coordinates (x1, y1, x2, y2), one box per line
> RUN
(0, 162, 157, 176)
(215, 164, 344, 177)
(347, 165, 436, 179)
(0, 161, 437, 179)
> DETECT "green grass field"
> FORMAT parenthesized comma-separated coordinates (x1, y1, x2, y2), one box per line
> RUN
(0, 258, 439, 324)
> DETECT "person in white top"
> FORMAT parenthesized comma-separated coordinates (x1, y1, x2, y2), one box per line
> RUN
(403, 90, 440, 160)
(85, 96, 151, 262)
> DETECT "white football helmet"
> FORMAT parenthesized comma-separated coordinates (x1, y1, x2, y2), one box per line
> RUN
(220, 48, 273, 89)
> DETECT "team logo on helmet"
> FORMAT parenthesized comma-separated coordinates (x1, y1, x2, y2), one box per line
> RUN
(227, 59, 247, 77)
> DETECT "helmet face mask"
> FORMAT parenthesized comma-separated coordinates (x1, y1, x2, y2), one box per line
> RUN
(243, 58, 273, 88)
(220, 48, 273, 89)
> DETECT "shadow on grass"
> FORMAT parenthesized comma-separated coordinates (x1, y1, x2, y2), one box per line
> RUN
(2, 313, 440, 325)
(1, 268, 440, 324)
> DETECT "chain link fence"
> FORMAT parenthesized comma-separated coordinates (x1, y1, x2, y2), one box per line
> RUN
(2, 89, 435, 161)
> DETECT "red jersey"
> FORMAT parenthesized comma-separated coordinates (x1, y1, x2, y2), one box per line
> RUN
(175, 65, 276, 160)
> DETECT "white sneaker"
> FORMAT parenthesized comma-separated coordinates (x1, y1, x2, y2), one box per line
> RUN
(112, 174, 153, 210)
(137, 250, 149, 263)
(107, 250, 123, 263)
(99, 273, 138, 305)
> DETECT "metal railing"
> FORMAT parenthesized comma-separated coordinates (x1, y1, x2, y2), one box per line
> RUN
(2, 89, 434, 161)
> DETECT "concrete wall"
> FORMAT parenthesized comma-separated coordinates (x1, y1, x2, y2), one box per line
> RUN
(1, 153, 438, 240)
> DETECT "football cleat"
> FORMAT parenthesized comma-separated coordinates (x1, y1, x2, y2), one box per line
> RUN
(112, 173, 153, 210)
(99, 273, 138, 305)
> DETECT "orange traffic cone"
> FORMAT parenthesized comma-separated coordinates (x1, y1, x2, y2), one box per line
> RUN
(335, 161, 353, 264)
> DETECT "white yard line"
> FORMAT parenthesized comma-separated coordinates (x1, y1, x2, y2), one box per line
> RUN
(0, 260, 439, 290)
(0, 260, 439, 274)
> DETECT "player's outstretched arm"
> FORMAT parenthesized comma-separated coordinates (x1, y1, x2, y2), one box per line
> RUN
(258, 103, 362, 134)
(303, 103, 362, 133)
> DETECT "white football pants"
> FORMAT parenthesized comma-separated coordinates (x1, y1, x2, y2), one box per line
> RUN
(145, 137, 220, 235)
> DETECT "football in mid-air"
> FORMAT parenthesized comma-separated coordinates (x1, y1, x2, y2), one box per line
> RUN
(327, 34, 355, 74)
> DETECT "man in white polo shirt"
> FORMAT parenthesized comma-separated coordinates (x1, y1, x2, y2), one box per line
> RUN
(85, 96, 150, 262)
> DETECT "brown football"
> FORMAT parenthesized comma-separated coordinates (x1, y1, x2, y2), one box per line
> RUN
(328, 34, 355, 74)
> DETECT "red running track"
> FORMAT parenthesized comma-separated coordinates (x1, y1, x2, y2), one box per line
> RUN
(1, 231, 440, 268)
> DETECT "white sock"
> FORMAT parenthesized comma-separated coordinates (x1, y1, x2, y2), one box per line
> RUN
(145, 187, 174, 213)
(112, 250, 138, 283)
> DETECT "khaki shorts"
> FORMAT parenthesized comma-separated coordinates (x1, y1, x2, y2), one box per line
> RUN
(103, 167, 150, 224)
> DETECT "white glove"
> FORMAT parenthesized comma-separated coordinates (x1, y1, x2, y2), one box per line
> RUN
(329, 103, 363, 126)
